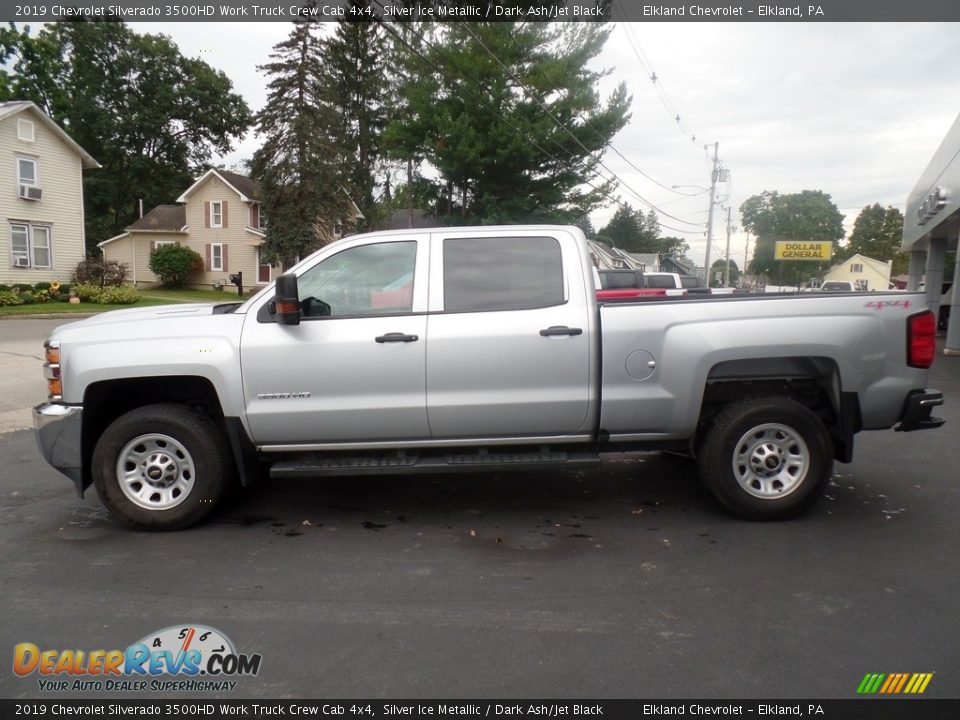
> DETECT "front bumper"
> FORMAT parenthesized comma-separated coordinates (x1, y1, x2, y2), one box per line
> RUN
(895, 389, 945, 432)
(33, 402, 84, 491)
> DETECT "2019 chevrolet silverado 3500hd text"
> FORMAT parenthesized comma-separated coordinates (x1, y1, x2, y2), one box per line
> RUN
(34, 226, 945, 530)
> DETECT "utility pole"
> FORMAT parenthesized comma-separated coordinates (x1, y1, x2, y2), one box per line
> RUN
(704, 142, 719, 287)
(744, 232, 751, 287)
(724, 206, 734, 287)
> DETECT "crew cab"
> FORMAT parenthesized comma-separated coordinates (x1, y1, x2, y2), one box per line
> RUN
(34, 226, 945, 530)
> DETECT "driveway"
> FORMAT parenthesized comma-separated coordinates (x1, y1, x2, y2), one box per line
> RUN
(1, 317, 958, 699)
(0, 318, 59, 434)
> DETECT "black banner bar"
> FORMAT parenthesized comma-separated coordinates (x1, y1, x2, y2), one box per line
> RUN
(2, 700, 960, 720)
(2, 1, 960, 23)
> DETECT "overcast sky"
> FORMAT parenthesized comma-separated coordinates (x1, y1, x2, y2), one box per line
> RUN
(133, 21, 960, 268)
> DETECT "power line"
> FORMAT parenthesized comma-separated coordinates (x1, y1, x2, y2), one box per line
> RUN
(370, 13, 685, 229)
(373, 13, 705, 234)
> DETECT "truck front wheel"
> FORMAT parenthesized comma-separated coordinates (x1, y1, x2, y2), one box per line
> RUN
(697, 396, 832, 520)
(92, 404, 231, 530)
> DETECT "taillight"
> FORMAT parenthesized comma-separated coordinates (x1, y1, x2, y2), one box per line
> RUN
(907, 311, 936, 368)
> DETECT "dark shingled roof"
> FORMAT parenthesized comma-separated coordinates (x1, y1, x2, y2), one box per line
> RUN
(218, 170, 261, 201)
(128, 204, 186, 232)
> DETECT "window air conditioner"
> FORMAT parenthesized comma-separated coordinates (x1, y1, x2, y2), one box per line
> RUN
(19, 184, 42, 200)
(14, 256, 30, 267)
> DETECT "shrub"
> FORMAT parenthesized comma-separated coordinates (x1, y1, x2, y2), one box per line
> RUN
(70, 282, 140, 304)
(148, 245, 204, 288)
(13, 283, 33, 293)
(19, 291, 36, 305)
(0, 291, 23, 306)
(96, 284, 140, 304)
(34, 281, 51, 291)
(0, 284, 10, 292)
(72, 283, 103, 302)
(73, 258, 129, 287)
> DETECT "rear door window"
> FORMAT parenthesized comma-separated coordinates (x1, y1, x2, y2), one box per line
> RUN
(442, 236, 564, 312)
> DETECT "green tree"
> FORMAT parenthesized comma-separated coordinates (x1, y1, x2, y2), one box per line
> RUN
(0, 22, 250, 250)
(638, 209, 661, 250)
(658, 236, 690, 259)
(251, 21, 350, 266)
(148, 245, 204, 288)
(741, 190, 844, 286)
(835, 204, 908, 275)
(325, 12, 393, 231)
(388, 21, 630, 223)
(600, 204, 642, 249)
(710, 258, 740, 286)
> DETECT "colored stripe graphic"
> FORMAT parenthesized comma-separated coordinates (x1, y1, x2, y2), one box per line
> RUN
(857, 672, 932, 694)
(857, 673, 884, 694)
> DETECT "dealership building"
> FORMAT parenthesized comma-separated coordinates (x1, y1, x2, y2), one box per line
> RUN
(902, 114, 960, 355)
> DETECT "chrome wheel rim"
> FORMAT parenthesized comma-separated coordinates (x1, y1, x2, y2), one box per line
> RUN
(116, 434, 196, 510)
(732, 423, 809, 499)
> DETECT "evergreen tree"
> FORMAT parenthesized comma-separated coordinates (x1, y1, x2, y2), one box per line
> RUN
(251, 21, 349, 266)
(639, 210, 661, 250)
(325, 11, 393, 231)
(388, 21, 630, 223)
(600, 205, 642, 249)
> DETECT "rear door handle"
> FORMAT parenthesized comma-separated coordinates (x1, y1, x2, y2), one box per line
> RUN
(375, 333, 419, 343)
(539, 326, 583, 337)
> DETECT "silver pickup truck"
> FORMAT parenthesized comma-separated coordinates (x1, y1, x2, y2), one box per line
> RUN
(34, 226, 944, 530)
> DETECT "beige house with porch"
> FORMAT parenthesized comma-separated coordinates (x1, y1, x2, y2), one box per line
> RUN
(101, 169, 363, 290)
(100, 169, 276, 289)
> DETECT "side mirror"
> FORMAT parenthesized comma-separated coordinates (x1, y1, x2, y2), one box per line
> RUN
(273, 274, 300, 326)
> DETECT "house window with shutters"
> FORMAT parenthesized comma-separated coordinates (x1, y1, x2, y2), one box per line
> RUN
(850, 263, 863, 273)
(211, 243, 224, 271)
(210, 201, 223, 228)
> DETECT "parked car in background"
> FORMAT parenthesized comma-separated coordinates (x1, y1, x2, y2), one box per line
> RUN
(820, 280, 867, 292)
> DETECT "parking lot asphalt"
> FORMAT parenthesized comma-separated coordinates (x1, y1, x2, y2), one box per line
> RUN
(1, 318, 958, 700)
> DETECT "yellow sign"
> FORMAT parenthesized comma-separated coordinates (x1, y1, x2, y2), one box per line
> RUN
(775, 241, 833, 261)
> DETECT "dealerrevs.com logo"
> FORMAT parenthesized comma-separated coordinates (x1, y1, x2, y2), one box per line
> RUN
(13, 625, 261, 693)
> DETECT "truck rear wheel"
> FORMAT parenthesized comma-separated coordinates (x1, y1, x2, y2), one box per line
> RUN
(697, 396, 832, 520)
(92, 404, 231, 530)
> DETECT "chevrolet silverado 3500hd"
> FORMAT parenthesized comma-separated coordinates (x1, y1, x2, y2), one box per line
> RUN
(34, 226, 944, 529)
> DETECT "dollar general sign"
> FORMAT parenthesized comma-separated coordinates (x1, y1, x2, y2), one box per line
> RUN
(775, 241, 833, 261)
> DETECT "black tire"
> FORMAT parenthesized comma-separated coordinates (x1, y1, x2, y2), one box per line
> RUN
(696, 396, 832, 520)
(92, 404, 233, 530)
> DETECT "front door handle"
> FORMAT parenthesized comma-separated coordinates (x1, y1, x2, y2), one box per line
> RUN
(539, 326, 583, 337)
(376, 333, 419, 343)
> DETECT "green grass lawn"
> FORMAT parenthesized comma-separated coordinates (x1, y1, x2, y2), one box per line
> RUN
(0, 288, 253, 316)
(140, 288, 252, 303)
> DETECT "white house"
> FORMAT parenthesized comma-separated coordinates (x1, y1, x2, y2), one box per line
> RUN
(822, 253, 892, 291)
(1, 101, 100, 285)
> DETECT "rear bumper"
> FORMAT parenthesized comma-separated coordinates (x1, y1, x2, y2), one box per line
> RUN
(895, 389, 945, 432)
(33, 402, 83, 490)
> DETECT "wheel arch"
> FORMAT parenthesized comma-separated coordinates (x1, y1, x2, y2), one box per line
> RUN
(81, 376, 235, 493)
(700, 356, 861, 463)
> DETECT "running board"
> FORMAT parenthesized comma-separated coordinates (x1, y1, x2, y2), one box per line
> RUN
(269, 449, 600, 478)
